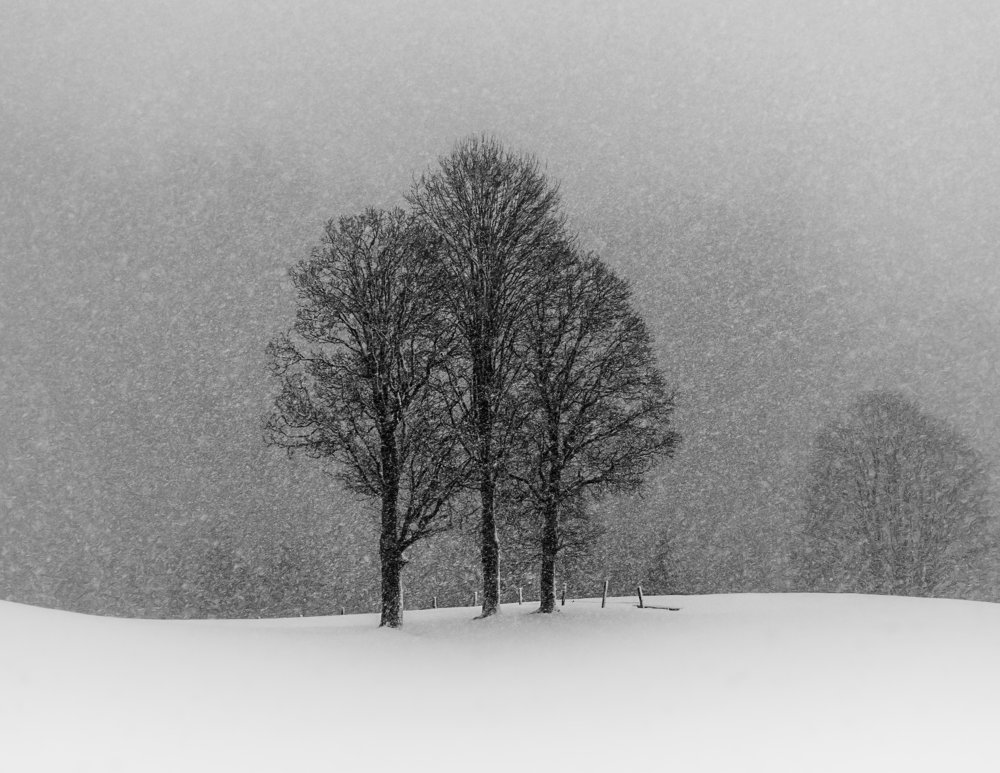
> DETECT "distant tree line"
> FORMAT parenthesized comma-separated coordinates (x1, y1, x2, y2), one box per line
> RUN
(34, 387, 985, 620)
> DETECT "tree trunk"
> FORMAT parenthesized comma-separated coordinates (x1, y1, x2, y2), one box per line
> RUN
(538, 501, 558, 613)
(379, 550, 403, 628)
(378, 466, 403, 628)
(473, 362, 501, 619)
(479, 472, 501, 617)
(538, 434, 561, 614)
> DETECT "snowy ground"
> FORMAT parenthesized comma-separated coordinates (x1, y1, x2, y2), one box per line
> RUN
(2, 593, 998, 772)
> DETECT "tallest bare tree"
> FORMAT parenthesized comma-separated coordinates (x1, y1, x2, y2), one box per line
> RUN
(409, 137, 566, 617)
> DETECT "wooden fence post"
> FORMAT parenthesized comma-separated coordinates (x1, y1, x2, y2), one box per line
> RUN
(561, 582, 567, 606)
(518, 586, 523, 605)
(602, 579, 609, 608)
(473, 590, 478, 607)
(637, 584, 644, 609)
(433, 595, 438, 609)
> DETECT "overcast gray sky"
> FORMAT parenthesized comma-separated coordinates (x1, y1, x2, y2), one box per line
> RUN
(2, 1, 998, 606)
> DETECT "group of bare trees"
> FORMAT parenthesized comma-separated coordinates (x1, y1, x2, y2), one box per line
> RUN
(264, 137, 992, 626)
(266, 137, 679, 626)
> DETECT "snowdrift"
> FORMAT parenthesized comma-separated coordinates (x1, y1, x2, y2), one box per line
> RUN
(1, 593, 998, 772)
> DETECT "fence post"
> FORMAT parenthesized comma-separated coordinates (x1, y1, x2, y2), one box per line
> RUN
(637, 584, 644, 609)
(473, 590, 478, 608)
(433, 595, 438, 609)
(518, 586, 523, 605)
(602, 578, 609, 608)
(561, 582, 567, 606)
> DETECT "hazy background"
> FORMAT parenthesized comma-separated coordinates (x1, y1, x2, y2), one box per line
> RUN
(2, 1, 998, 614)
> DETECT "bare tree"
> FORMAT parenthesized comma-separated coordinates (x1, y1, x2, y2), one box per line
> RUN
(799, 390, 991, 597)
(508, 252, 680, 612)
(265, 209, 467, 627)
(408, 136, 566, 617)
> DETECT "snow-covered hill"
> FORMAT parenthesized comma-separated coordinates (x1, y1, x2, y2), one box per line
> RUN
(2, 593, 997, 772)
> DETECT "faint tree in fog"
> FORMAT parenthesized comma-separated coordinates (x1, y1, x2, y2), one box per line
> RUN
(174, 519, 334, 619)
(644, 529, 679, 595)
(799, 390, 990, 596)
(506, 251, 679, 612)
(408, 136, 566, 617)
(265, 209, 467, 628)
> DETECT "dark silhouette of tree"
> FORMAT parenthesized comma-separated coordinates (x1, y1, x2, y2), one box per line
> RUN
(507, 252, 679, 612)
(799, 390, 990, 596)
(265, 209, 467, 627)
(408, 136, 566, 617)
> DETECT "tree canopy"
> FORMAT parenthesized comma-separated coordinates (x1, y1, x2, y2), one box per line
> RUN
(265, 209, 467, 626)
(408, 136, 568, 617)
(799, 390, 991, 596)
(506, 250, 680, 611)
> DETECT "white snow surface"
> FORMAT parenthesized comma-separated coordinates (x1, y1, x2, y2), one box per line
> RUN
(2, 592, 998, 772)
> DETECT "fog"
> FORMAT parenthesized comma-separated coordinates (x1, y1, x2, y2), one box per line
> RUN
(2, 1, 998, 612)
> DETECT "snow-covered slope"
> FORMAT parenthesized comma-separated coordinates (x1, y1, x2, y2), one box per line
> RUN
(2, 593, 997, 772)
